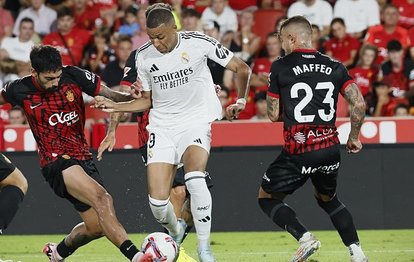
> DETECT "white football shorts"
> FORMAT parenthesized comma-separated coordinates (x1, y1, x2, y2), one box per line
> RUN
(146, 123, 212, 165)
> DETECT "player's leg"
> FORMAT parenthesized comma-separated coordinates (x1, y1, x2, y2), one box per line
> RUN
(310, 148, 367, 261)
(258, 151, 320, 262)
(0, 154, 27, 234)
(181, 145, 213, 261)
(50, 158, 148, 261)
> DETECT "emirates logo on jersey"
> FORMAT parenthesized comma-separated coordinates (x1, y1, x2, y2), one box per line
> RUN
(66, 90, 74, 102)
(294, 132, 306, 144)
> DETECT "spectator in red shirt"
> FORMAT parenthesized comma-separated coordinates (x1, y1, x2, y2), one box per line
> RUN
(324, 18, 360, 68)
(43, 6, 92, 66)
(251, 32, 282, 93)
(369, 81, 401, 116)
(349, 45, 378, 98)
(364, 3, 410, 64)
(72, 0, 102, 31)
(378, 39, 414, 98)
(392, 0, 414, 29)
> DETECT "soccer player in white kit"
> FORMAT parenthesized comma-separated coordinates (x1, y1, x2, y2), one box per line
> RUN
(93, 4, 251, 262)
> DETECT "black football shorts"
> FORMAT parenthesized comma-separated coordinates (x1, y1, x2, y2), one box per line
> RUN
(41, 156, 105, 212)
(261, 144, 340, 197)
(0, 154, 16, 182)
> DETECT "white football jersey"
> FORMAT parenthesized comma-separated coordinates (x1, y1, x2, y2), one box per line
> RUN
(135, 31, 233, 128)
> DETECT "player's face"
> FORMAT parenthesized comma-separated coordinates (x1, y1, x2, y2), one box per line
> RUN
(147, 23, 178, 54)
(34, 70, 63, 90)
(361, 49, 376, 67)
(278, 29, 293, 54)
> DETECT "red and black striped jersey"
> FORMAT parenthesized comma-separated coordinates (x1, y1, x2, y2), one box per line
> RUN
(122, 49, 149, 149)
(268, 49, 354, 154)
(1, 66, 101, 167)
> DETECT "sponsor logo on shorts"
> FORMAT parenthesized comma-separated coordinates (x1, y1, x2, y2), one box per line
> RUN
(294, 132, 306, 143)
(301, 162, 340, 175)
(263, 173, 270, 182)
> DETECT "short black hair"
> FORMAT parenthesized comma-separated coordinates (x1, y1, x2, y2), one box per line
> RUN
(145, 4, 175, 29)
(387, 39, 402, 52)
(20, 17, 34, 26)
(182, 8, 201, 19)
(330, 17, 345, 27)
(30, 45, 62, 73)
(254, 91, 267, 103)
(280, 15, 312, 35)
(57, 6, 73, 18)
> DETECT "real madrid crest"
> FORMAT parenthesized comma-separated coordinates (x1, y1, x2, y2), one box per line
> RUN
(66, 90, 74, 102)
(181, 52, 190, 64)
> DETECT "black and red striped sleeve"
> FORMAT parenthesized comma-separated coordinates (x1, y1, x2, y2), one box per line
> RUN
(120, 49, 138, 87)
(267, 60, 281, 98)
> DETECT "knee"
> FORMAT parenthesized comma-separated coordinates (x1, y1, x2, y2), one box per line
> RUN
(316, 194, 345, 216)
(1, 168, 28, 195)
(92, 189, 113, 209)
(184, 171, 208, 194)
(85, 224, 104, 238)
(171, 186, 186, 202)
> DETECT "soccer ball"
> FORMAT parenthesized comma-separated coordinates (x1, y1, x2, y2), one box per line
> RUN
(141, 232, 178, 262)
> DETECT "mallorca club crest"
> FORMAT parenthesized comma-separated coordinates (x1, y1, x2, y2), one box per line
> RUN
(66, 90, 75, 102)
(294, 132, 306, 144)
(181, 52, 190, 64)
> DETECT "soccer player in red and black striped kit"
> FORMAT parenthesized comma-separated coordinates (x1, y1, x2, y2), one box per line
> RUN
(0, 45, 153, 262)
(258, 16, 368, 262)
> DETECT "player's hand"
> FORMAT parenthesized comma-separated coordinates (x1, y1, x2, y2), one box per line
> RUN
(92, 96, 117, 112)
(130, 79, 144, 99)
(346, 138, 362, 154)
(97, 132, 116, 161)
(214, 84, 221, 96)
(225, 102, 245, 121)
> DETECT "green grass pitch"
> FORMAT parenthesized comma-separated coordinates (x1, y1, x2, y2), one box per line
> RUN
(1, 230, 413, 261)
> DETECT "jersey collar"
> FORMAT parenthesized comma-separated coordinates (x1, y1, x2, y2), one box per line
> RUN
(31, 76, 44, 91)
(292, 48, 317, 53)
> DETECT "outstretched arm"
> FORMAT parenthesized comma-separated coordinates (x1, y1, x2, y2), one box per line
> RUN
(342, 83, 366, 153)
(224, 56, 252, 120)
(96, 84, 132, 161)
(93, 90, 152, 113)
(98, 83, 134, 102)
(266, 95, 280, 122)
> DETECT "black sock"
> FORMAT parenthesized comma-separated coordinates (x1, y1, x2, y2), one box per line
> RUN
(317, 196, 359, 246)
(57, 238, 78, 258)
(258, 198, 307, 240)
(120, 240, 140, 260)
(0, 185, 24, 230)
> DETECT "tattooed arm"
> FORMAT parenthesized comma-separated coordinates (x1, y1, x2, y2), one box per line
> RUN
(343, 83, 366, 153)
(98, 83, 133, 102)
(266, 95, 280, 122)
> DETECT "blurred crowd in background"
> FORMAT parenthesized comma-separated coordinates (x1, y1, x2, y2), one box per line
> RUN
(0, 0, 413, 128)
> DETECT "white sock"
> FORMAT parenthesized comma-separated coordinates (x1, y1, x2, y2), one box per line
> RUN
(148, 195, 179, 235)
(299, 232, 312, 243)
(185, 171, 212, 244)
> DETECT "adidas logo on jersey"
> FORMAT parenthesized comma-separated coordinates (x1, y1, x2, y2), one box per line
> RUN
(193, 138, 202, 144)
(149, 64, 159, 73)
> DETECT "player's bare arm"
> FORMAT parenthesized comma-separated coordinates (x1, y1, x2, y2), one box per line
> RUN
(343, 83, 366, 153)
(97, 85, 132, 161)
(98, 84, 134, 103)
(224, 56, 252, 120)
(266, 95, 280, 122)
(94, 91, 152, 113)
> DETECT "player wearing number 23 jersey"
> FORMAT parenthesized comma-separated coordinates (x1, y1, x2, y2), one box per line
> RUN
(258, 16, 367, 262)
(267, 50, 353, 155)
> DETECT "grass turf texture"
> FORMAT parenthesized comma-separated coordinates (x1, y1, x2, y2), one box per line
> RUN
(0, 230, 413, 261)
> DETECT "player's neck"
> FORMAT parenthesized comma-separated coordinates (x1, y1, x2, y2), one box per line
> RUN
(168, 33, 179, 53)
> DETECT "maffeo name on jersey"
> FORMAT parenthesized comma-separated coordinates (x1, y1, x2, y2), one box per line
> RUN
(49, 111, 79, 126)
(293, 64, 332, 76)
(301, 162, 340, 175)
(153, 67, 194, 90)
